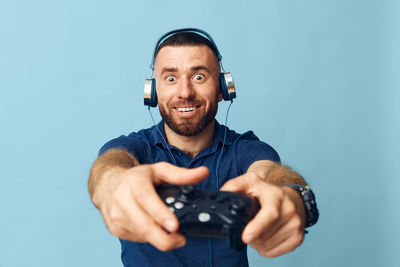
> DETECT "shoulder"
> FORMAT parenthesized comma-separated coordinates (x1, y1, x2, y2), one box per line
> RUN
(217, 122, 265, 145)
(98, 126, 155, 156)
(226, 126, 281, 167)
(215, 122, 259, 145)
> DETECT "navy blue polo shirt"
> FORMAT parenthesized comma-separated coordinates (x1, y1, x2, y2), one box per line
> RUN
(99, 120, 280, 267)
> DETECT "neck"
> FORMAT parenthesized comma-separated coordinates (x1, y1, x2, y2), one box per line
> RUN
(164, 120, 216, 158)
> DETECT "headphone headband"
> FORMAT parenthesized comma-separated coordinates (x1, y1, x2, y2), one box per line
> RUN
(150, 28, 223, 70)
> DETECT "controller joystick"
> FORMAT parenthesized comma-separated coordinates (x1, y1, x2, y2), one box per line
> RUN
(180, 185, 196, 200)
(157, 185, 260, 251)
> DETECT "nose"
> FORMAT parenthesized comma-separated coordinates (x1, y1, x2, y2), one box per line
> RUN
(177, 77, 195, 100)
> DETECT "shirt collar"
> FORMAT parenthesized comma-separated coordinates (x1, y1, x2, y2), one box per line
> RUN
(213, 120, 234, 145)
(151, 120, 169, 148)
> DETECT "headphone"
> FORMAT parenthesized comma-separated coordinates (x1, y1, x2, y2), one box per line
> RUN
(144, 28, 236, 107)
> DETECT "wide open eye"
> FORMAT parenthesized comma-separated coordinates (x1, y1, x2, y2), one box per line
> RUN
(166, 76, 176, 82)
(193, 74, 205, 81)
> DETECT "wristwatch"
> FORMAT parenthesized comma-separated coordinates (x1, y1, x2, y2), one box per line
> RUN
(284, 184, 319, 228)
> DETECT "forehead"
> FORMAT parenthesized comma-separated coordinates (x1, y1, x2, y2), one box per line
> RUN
(154, 45, 219, 70)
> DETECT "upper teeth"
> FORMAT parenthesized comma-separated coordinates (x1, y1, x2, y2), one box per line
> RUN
(177, 107, 197, 112)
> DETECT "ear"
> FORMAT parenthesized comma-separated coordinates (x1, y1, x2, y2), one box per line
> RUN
(218, 91, 223, 102)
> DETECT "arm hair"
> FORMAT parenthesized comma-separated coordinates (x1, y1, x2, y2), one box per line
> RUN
(88, 149, 139, 208)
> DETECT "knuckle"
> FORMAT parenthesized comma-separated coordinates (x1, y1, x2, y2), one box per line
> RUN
(293, 235, 304, 248)
(108, 211, 121, 226)
(107, 223, 122, 238)
(274, 187, 285, 199)
(285, 202, 297, 217)
(267, 207, 280, 221)
(111, 187, 125, 204)
(107, 214, 125, 237)
(247, 172, 259, 181)
(286, 241, 299, 254)
(291, 216, 303, 230)
(136, 226, 149, 239)
(293, 230, 305, 247)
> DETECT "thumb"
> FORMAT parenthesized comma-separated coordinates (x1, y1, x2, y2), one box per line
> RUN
(220, 174, 250, 193)
(152, 162, 209, 185)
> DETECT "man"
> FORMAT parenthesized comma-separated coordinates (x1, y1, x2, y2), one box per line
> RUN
(88, 29, 318, 266)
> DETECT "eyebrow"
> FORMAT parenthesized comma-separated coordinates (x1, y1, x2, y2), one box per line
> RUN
(159, 65, 211, 75)
(190, 65, 210, 73)
(160, 67, 178, 75)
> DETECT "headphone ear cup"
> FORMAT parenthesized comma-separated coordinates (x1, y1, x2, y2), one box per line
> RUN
(144, 78, 158, 107)
(219, 73, 229, 101)
(219, 72, 236, 101)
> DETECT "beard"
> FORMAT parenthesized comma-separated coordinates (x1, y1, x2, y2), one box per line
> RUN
(159, 99, 218, 137)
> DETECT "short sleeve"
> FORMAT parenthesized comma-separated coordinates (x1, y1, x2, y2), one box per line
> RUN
(235, 131, 280, 173)
(98, 133, 149, 163)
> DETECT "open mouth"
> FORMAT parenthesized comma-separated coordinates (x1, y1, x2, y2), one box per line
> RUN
(175, 106, 200, 113)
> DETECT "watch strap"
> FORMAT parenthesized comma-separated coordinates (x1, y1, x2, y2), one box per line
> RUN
(284, 184, 319, 228)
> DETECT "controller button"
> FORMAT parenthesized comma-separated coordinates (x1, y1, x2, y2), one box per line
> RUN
(210, 205, 216, 210)
(174, 202, 184, 209)
(180, 185, 195, 200)
(230, 200, 245, 215)
(198, 212, 211, 222)
(217, 194, 229, 203)
(191, 204, 197, 209)
(165, 197, 175, 204)
(181, 185, 194, 194)
(169, 207, 175, 212)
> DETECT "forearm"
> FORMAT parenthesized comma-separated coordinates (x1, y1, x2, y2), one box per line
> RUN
(88, 148, 139, 208)
(247, 160, 306, 186)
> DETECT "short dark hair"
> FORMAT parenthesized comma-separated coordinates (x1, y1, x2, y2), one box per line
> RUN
(155, 32, 219, 60)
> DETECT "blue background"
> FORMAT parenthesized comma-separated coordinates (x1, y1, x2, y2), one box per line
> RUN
(1, 0, 399, 266)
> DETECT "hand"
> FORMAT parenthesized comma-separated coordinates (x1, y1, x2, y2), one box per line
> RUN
(220, 173, 305, 257)
(97, 162, 209, 251)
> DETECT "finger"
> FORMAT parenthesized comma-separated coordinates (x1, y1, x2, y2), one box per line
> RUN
(242, 186, 285, 243)
(242, 201, 282, 244)
(132, 178, 180, 232)
(253, 221, 304, 258)
(251, 215, 304, 253)
(142, 222, 187, 251)
(152, 162, 209, 185)
(117, 196, 187, 251)
(244, 194, 301, 246)
(219, 174, 251, 193)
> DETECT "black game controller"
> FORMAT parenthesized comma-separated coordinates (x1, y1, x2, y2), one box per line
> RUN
(157, 185, 260, 251)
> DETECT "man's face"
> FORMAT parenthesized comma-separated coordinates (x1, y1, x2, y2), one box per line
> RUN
(154, 45, 222, 136)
